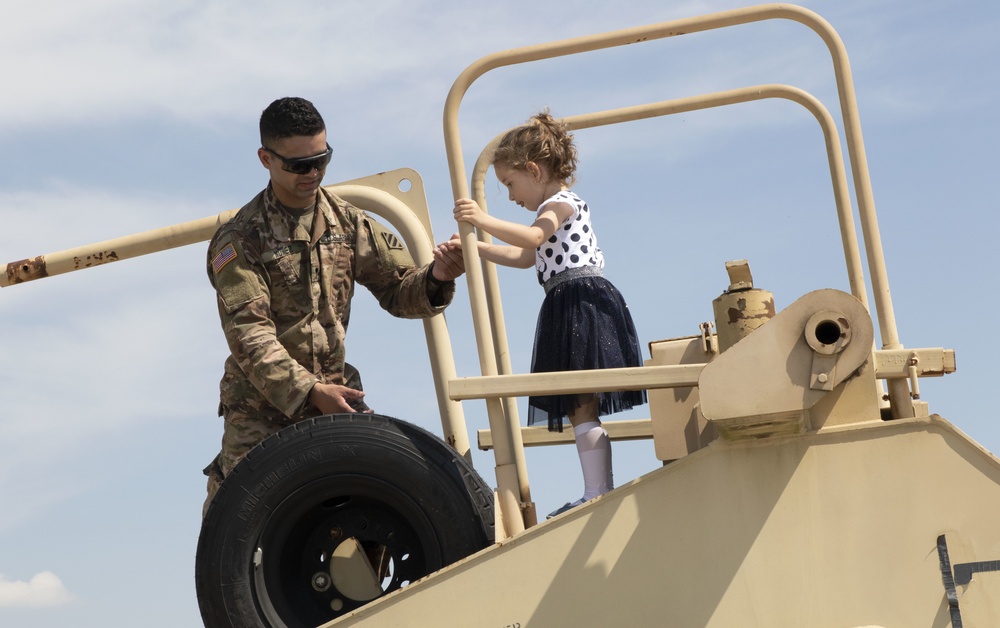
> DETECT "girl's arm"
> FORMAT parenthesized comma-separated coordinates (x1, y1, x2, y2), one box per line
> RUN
(476, 240, 535, 269)
(453, 198, 574, 250)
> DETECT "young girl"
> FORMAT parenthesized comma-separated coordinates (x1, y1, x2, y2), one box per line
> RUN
(453, 110, 646, 518)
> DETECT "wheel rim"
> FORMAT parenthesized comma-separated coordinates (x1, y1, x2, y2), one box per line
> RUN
(252, 475, 442, 627)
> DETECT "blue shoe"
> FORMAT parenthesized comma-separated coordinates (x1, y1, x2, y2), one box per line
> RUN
(546, 498, 584, 519)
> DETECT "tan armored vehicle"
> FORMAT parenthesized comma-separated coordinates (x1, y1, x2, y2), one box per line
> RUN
(5, 4, 998, 627)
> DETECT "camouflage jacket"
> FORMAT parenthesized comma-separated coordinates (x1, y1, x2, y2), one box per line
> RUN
(207, 184, 453, 423)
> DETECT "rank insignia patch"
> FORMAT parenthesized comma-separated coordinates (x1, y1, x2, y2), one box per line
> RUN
(212, 243, 238, 274)
(380, 232, 405, 250)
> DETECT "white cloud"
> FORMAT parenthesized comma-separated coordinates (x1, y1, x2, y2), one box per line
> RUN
(0, 572, 75, 608)
(0, 0, 397, 125)
(0, 0, 540, 128)
(2, 0, 847, 132)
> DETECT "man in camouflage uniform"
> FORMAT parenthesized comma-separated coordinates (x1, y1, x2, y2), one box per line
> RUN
(203, 97, 464, 514)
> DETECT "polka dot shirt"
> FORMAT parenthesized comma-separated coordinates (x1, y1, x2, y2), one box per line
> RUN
(535, 190, 604, 283)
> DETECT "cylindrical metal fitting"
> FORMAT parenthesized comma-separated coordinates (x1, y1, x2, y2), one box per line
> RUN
(712, 260, 776, 353)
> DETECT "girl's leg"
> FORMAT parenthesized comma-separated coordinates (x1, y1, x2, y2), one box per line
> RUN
(568, 395, 614, 501)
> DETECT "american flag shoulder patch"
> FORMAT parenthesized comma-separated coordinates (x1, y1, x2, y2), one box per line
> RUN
(212, 243, 238, 274)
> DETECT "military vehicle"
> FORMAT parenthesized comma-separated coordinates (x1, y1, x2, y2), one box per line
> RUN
(5, 4, 998, 627)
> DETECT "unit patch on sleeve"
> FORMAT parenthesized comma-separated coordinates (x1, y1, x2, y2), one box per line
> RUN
(212, 243, 238, 274)
(380, 231, 405, 251)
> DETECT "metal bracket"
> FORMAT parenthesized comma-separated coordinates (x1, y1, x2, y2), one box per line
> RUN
(699, 321, 718, 355)
(954, 559, 1000, 585)
(804, 309, 852, 391)
(936, 533, 1000, 628)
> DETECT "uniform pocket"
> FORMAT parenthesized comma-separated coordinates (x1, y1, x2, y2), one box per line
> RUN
(262, 243, 306, 286)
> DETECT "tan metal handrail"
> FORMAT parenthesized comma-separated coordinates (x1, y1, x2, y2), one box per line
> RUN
(2, 170, 473, 462)
(443, 3, 912, 535)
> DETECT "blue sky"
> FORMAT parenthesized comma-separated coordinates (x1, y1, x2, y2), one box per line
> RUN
(1, 0, 997, 625)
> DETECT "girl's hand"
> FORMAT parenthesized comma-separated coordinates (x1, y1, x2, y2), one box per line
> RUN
(453, 198, 487, 227)
(432, 233, 465, 280)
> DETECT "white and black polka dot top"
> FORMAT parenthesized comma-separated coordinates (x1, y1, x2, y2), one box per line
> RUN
(535, 190, 604, 284)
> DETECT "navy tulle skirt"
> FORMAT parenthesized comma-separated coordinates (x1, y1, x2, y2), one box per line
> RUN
(527, 267, 647, 432)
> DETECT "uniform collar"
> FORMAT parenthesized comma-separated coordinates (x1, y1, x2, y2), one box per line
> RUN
(315, 186, 339, 232)
(261, 184, 325, 243)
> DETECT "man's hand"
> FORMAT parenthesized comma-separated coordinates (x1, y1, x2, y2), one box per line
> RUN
(309, 382, 367, 414)
(431, 232, 465, 281)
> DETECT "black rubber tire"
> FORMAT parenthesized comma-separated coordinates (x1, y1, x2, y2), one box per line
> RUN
(195, 413, 494, 628)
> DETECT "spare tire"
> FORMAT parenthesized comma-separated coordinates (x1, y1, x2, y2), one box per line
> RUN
(195, 413, 495, 627)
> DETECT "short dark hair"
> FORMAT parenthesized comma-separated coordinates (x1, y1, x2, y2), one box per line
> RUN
(259, 97, 326, 147)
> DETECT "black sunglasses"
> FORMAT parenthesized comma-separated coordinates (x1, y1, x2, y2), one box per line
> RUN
(262, 144, 333, 175)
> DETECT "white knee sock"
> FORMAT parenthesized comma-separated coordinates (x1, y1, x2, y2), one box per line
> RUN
(574, 421, 614, 501)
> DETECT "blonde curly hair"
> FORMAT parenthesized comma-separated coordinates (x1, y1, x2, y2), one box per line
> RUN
(492, 110, 578, 186)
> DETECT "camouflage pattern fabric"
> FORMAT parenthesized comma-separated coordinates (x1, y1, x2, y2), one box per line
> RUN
(203, 184, 453, 514)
